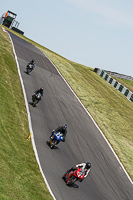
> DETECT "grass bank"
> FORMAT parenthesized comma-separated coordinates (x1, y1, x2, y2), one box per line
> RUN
(0, 25, 53, 200)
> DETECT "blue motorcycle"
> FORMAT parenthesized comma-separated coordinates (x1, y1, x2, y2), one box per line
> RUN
(49, 132, 63, 149)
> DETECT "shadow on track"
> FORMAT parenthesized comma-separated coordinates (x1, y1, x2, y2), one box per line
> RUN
(46, 141, 60, 150)
(62, 177, 79, 188)
(24, 70, 31, 75)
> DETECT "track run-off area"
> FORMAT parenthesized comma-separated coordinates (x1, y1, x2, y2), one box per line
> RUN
(9, 31, 133, 200)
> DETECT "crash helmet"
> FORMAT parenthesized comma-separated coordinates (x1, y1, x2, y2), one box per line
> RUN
(85, 162, 91, 169)
(31, 59, 35, 63)
(40, 87, 44, 92)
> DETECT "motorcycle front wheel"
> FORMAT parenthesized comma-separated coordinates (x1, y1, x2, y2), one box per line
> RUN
(50, 139, 58, 149)
(26, 67, 29, 74)
(32, 97, 36, 107)
(67, 176, 78, 185)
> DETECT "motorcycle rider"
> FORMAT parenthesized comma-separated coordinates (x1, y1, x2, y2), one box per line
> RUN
(32, 87, 44, 105)
(64, 162, 91, 182)
(75, 162, 91, 179)
(34, 87, 44, 96)
(50, 124, 67, 142)
(27, 59, 35, 70)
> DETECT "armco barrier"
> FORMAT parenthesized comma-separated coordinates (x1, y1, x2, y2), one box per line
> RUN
(104, 70, 133, 81)
(94, 68, 133, 103)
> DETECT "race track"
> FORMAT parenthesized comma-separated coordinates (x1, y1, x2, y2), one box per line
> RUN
(9, 31, 133, 200)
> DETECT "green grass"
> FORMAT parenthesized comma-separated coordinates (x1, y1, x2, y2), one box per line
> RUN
(0, 24, 133, 200)
(0, 25, 53, 200)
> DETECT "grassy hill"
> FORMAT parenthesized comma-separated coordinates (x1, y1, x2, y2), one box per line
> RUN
(0, 24, 133, 199)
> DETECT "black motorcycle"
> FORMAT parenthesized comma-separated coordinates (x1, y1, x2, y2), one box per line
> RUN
(32, 93, 41, 107)
(26, 63, 34, 74)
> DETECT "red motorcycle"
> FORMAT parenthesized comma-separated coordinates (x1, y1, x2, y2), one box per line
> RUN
(62, 167, 85, 186)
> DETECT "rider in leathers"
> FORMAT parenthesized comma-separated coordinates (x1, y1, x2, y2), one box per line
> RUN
(75, 162, 91, 179)
(34, 87, 44, 97)
(66, 162, 91, 182)
(28, 59, 35, 70)
(32, 87, 44, 103)
(50, 124, 67, 142)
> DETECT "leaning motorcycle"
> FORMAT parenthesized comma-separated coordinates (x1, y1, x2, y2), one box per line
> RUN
(26, 63, 34, 74)
(32, 93, 41, 107)
(49, 131, 63, 149)
(62, 167, 85, 186)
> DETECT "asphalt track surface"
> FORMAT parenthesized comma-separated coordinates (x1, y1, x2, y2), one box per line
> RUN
(9, 31, 133, 200)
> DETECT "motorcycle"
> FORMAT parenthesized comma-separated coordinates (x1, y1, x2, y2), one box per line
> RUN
(49, 131, 63, 149)
(26, 63, 34, 74)
(32, 93, 41, 107)
(62, 167, 85, 186)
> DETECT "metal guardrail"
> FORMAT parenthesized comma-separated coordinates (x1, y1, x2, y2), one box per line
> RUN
(103, 70, 133, 81)
(94, 68, 133, 102)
